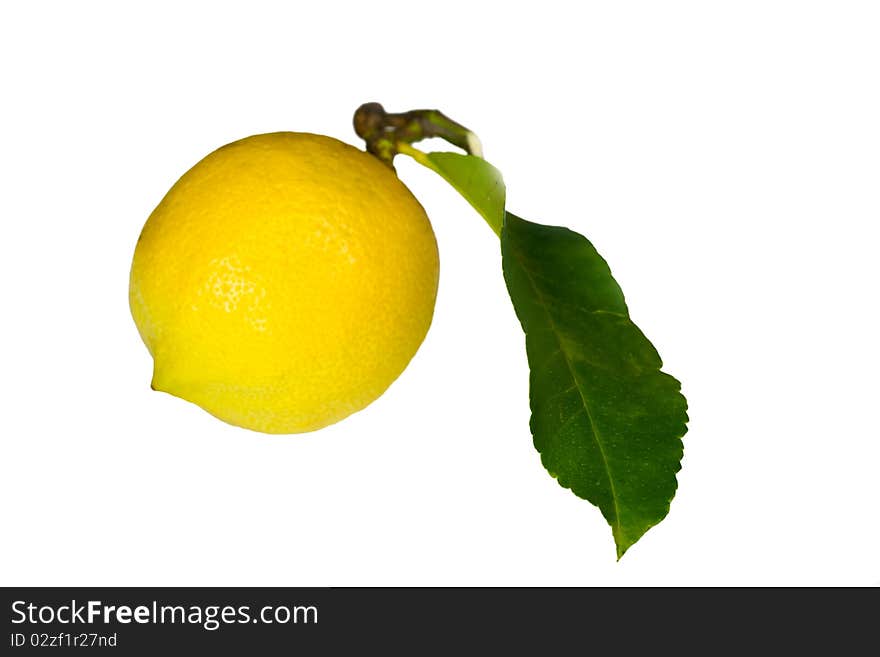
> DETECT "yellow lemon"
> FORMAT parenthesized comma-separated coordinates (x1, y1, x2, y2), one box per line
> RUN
(129, 132, 439, 433)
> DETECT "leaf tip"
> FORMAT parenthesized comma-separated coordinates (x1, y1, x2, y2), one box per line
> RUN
(613, 530, 639, 561)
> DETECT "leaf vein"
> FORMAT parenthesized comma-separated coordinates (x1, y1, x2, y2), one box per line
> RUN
(512, 249, 623, 533)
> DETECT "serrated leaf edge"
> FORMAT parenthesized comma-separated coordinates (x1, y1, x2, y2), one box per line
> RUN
(503, 213, 690, 559)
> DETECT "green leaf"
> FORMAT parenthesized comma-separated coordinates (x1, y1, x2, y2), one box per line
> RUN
(501, 212, 688, 558)
(401, 143, 689, 558)
(399, 146, 505, 235)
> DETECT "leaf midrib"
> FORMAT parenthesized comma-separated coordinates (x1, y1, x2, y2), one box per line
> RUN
(510, 244, 623, 536)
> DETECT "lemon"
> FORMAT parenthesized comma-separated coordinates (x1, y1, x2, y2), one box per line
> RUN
(129, 132, 439, 433)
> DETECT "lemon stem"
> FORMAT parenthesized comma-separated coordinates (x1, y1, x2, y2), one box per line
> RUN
(353, 102, 483, 168)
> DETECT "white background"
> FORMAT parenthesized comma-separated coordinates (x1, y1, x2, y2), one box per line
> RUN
(1, 1, 878, 586)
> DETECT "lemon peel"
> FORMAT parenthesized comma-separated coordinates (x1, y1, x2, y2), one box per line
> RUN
(130, 132, 439, 433)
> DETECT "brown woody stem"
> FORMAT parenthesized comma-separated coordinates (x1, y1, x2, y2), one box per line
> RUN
(353, 102, 483, 168)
